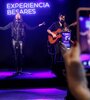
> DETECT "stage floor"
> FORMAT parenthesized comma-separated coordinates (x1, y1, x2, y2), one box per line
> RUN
(0, 69, 67, 99)
(0, 88, 67, 100)
(0, 70, 56, 79)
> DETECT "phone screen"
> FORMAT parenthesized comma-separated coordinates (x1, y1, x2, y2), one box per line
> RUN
(62, 32, 71, 49)
(77, 8, 90, 68)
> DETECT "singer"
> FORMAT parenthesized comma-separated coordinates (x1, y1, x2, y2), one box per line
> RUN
(0, 13, 43, 74)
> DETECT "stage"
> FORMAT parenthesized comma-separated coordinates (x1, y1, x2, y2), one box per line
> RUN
(0, 69, 67, 100)
(0, 70, 56, 79)
(0, 88, 67, 100)
(0, 0, 89, 99)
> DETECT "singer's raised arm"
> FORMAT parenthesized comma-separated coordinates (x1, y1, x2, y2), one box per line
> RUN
(24, 23, 40, 30)
(0, 22, 12, 30)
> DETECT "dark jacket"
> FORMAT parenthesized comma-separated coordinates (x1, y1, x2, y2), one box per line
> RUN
(0, 20, 38, 41)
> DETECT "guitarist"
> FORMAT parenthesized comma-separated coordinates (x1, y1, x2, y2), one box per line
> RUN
(47, 14, 67, 38)
(47, 13, 67, 63)
(0, 12, 44, 74)
(47, 13, 68, 91)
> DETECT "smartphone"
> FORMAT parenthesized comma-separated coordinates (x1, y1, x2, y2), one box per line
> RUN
(77, 8, 90, 68)
(62, 31, 71, 49)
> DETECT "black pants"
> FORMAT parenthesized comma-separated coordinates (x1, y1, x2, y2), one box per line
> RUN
(13, 41, 23, 72)
(48, 42, 63, 64)
(48, 42, 76, 100)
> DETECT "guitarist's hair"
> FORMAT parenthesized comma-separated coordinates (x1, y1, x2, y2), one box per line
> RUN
(58, 13, 65, 18)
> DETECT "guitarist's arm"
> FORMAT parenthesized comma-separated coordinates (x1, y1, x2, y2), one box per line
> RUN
(47, 29, 57, 38)
(47, 22, 57, 38)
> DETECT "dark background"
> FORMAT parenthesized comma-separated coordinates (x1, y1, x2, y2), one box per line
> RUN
(0, 0, 89, 70)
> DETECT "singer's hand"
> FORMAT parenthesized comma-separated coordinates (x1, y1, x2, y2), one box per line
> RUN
(38, 22, 45, 27)
(38, 24, 42, 27)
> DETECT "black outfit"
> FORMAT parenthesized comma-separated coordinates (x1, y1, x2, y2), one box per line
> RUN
(48, 21, 63, 31)
(48, 21, 76, 100)
(0, 19, 39, 73)
(0, 20, 38, 41)
(48, 21, 65, 64)
(47, 21, 66, 84)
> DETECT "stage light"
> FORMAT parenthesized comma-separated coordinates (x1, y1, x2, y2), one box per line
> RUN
(79, 17, 84, 21)
(88, 60, 90, 66)
(83, 61, 87, 66)
(86, 20, 90, 29)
